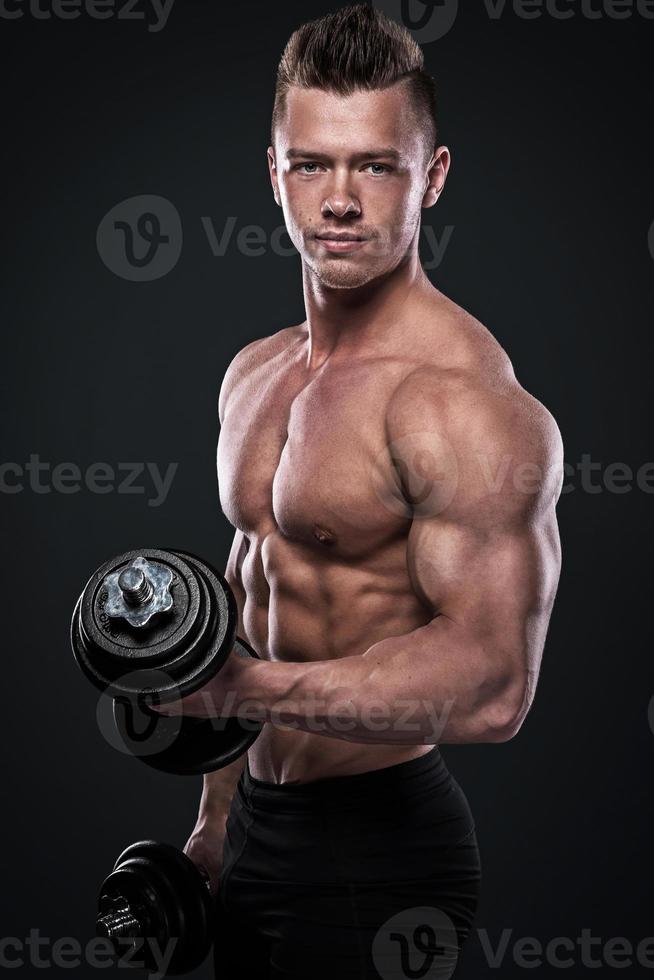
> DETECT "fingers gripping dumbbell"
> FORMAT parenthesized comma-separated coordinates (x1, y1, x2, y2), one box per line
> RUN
(70, 548, 262, 774)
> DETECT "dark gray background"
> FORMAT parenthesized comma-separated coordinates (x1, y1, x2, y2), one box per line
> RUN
(1, 1, 653, 977)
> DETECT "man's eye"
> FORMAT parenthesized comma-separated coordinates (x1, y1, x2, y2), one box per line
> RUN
(294, 163, 391, 175)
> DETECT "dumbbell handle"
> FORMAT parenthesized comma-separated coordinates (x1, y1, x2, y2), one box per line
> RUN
(97, 898, 143, 940)
(96, 872, 212, 942)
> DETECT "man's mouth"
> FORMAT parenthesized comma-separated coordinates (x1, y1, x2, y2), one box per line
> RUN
(314, 232, 369, 253)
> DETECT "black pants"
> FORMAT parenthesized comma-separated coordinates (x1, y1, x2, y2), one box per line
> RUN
(214, 747, 481, 979)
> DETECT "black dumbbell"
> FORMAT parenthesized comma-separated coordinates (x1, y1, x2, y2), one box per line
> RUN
(97, 840, 214, 975)
(71, 548, 262, 774)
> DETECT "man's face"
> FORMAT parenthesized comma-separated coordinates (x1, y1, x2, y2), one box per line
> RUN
(268, 82, 447, 290)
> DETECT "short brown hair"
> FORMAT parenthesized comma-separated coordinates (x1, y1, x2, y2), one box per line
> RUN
(271, 3, 438, 160)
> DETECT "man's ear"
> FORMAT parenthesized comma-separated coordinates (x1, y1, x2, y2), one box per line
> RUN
(268, 146, 281, 207)
(422, 146, 451, 209)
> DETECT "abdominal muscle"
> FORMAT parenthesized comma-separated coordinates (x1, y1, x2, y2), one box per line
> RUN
(239, 528, 435, 786)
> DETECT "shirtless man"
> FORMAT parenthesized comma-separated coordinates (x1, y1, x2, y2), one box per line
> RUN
(162, 5, 563, 977)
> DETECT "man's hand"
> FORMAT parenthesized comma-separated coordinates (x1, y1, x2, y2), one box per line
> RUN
(183, 814, 228, 896)
(152, 647, 259, 718)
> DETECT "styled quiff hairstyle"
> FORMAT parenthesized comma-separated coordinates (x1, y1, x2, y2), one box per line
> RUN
(271, 3, 438, 161)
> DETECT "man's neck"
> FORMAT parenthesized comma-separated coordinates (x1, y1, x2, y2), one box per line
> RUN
(300, 250, 433, 371)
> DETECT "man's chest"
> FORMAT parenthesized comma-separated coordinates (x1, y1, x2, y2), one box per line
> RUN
(217, 359, 410, 555)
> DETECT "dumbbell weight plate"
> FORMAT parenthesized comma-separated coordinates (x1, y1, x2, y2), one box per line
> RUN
(71, 548, 237, 702)
(112, 637, 263, 775)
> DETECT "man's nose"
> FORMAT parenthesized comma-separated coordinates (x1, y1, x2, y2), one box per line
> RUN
(321, 180, 361, 218)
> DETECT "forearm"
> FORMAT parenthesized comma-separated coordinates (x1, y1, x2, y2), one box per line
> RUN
(198, 535, 249, 825)
(197, 755, 246, 827)
(239, 616, 529, 745)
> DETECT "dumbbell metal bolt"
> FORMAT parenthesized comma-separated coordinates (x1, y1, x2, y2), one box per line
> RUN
(118, 566, 152, 606)
(104, 556, 174, 628)
(97, 900, 142, 940)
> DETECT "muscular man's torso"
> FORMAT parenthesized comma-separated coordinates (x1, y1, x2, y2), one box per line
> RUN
(218, 290, 515, 784)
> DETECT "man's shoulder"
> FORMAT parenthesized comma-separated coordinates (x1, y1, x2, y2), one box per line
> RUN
(224, 323, 303, 376)
(218, 323, 304, 420)
(389, 296, 563, 469)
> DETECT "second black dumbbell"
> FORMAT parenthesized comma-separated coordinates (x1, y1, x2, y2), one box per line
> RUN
(97, 839, 214, 975)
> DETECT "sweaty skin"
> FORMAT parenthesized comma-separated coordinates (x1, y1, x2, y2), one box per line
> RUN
(166, 80, 563, 792)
